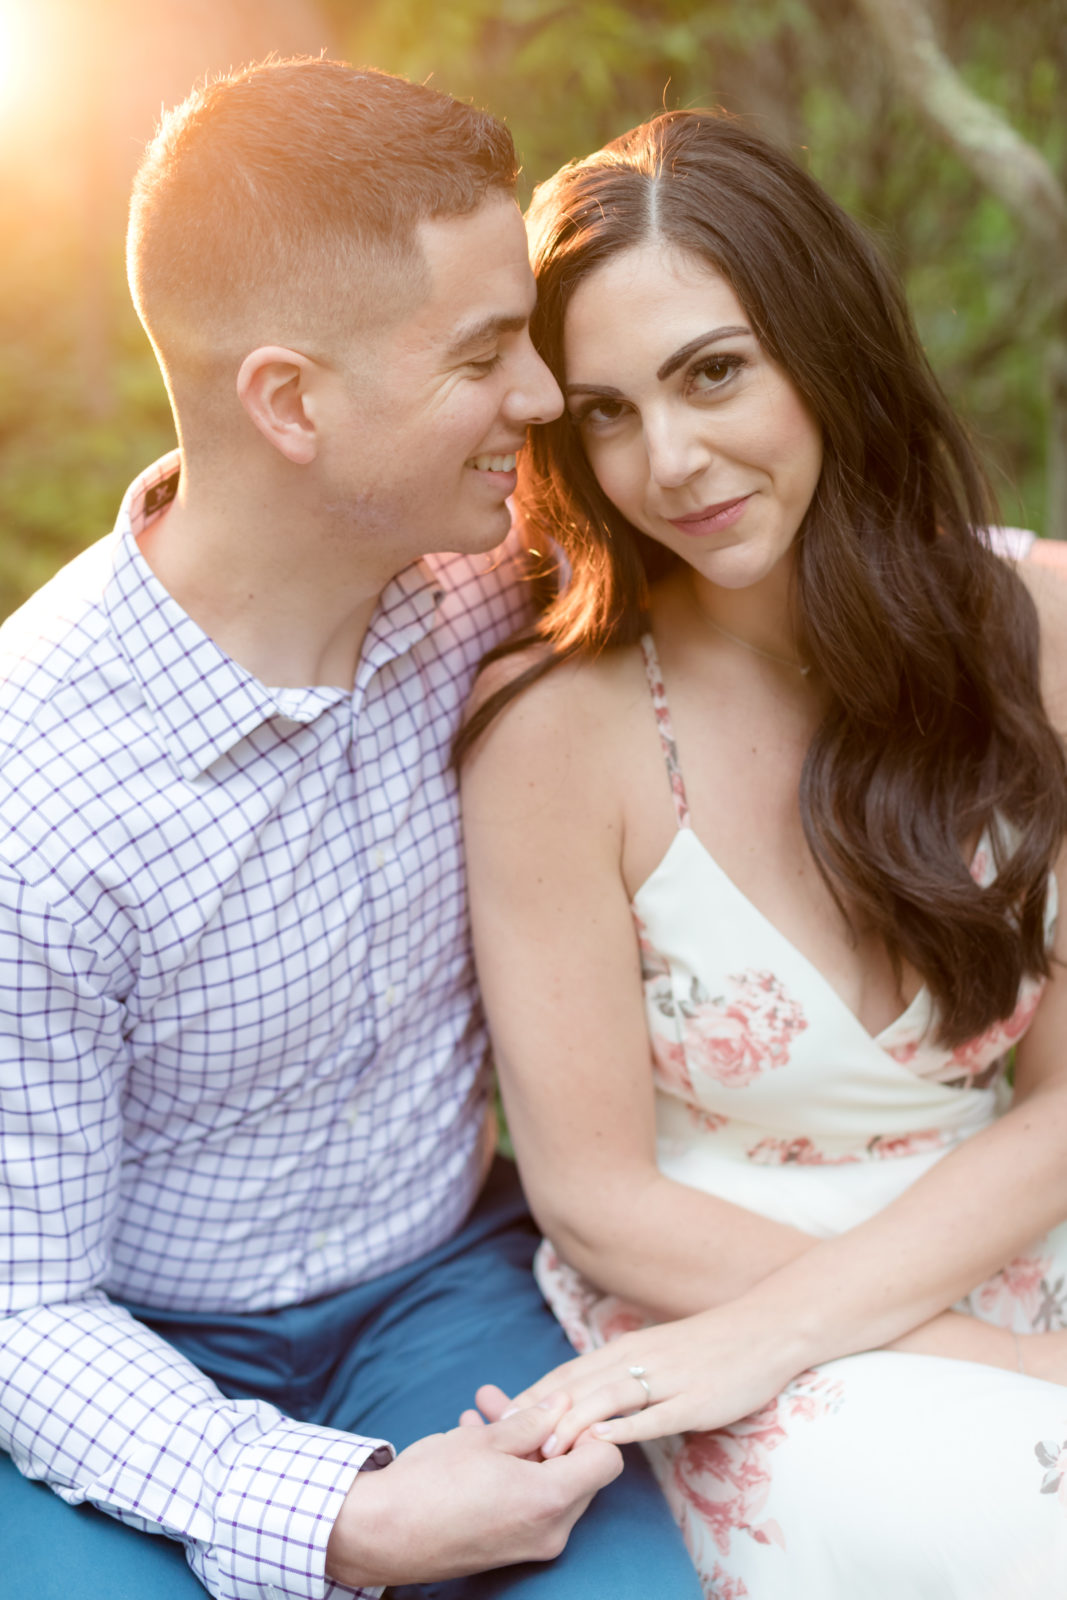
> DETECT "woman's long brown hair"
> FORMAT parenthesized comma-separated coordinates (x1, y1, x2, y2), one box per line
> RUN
(457, 110, 1067, 1048)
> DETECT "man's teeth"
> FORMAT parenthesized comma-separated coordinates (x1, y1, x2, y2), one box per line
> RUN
(470, 453, 517, 472)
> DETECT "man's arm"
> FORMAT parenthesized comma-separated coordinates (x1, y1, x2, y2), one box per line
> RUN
(0, 864, 391, 1600)
(1, 864, 622, 1596)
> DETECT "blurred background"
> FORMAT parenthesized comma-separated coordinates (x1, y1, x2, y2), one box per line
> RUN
(0, 0, 1063, 618)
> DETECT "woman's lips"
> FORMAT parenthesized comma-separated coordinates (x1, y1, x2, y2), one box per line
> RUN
(666, 494, 753, 536)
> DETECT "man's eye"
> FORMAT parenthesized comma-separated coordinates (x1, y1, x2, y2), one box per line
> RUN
(469, 354, 502, 376)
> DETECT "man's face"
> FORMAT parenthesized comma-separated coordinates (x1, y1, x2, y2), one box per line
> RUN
(317, 193, 563, 569)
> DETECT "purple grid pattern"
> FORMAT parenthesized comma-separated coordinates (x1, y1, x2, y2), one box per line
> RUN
(0, 453, 530, 1599)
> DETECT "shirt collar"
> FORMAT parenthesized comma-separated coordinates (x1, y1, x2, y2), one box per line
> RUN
(104, 454, 443, 778)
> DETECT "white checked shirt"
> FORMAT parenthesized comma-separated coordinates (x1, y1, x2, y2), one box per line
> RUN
(0, 454, 531, 1600)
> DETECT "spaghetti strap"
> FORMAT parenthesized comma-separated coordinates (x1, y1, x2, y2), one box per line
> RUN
(639, 632, 691, 830)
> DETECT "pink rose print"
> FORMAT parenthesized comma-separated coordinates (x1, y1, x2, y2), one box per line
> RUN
(635, 913, 698, 1099)
(635, 918, 807, 1097)
(686, 1007, 765, 1088)
(748, 1130, 946, 1166)
(666, 1370, 843, 1560)
(534, 1241, 654, 1354)
(865, 1128, 947, 1161)
(709, 1565, 750, 1598)
(679, 970, 807, 1090)
(970, 1252, 1067, 1332)
(533, 1241, 600, 1355)
(652, 1032, 696, 1100)
(634, 911, 670, 982)
(640, 635, 692, 829)
(688, 1104, 729, 1136)
(940, 981, 1043, 1083)
(669, 1401, 786, 1558)
(747, 1135, 839, 1166)
(781, 1369, 845, 1424)
(589, 1298, 648, 1346)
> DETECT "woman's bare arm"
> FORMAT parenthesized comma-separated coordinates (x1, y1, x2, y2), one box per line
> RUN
(461, 651, 816, 1320)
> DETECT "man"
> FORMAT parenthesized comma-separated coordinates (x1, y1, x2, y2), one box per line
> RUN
(0, 58, 704, 1600)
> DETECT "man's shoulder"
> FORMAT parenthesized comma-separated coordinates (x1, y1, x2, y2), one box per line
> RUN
(0, 533, 122, 715)
(0, 534, 144, 860)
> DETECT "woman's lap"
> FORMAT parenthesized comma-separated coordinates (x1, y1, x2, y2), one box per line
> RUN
(643, 1350, 1067, 1598)
(539, 1217, 1067, 1598)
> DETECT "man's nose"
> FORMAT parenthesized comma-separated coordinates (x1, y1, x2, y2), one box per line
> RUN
(507, 342, 564, 427)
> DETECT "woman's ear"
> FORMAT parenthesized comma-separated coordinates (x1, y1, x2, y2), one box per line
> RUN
(236, 346, 322, 465)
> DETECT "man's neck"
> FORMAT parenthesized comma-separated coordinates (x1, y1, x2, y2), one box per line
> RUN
(136, 472, 391, 692)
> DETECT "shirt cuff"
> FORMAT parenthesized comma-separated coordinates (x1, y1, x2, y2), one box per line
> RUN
(213, 1419, 395, 1600)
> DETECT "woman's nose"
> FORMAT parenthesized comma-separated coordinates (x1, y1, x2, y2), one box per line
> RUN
(643, 412, 709, 489)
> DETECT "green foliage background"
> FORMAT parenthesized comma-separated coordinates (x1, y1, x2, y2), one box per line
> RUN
(0, 0, 1062, 620)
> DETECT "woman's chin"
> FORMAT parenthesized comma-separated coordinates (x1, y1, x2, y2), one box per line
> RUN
(688, 544, 788, 595)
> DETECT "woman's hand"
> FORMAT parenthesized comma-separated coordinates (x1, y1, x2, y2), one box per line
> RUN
(507, 1305, 809, 1454)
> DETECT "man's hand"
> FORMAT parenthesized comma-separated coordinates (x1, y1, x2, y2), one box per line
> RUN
(324, 1395, 623, 1588)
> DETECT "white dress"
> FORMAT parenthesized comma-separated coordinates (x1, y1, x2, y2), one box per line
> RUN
(536, 635, 1067, 1598)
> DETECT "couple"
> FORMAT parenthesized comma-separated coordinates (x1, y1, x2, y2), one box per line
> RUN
(2, 53, 1067, 1600)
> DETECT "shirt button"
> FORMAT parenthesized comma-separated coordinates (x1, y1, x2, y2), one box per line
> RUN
(346, 1100, 361, 1126)
(374, 847, 387, 869)
(384, 984, 396, 1006)
(313, 1231, 328, 1252)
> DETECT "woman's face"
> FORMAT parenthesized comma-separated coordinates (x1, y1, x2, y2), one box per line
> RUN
(562, 241, 823, 594)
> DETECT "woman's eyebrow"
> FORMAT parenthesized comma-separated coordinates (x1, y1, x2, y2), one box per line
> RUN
(656, 325, 751, 381)
(564, 381, 624, 399)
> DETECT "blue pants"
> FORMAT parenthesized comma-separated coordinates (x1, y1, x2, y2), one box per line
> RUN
(2, 1160, 701, 1599)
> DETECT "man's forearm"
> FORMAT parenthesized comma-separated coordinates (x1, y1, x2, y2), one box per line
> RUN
(1, 1294, 388, 1600)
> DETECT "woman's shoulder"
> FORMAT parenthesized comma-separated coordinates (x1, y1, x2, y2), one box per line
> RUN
(461, 637, 650, 801)
(1016, 550, 1067, 733)
(469, 637, 646, 736)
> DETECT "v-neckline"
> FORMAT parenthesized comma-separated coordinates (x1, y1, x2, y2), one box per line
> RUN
(632, 826, 930, 1048)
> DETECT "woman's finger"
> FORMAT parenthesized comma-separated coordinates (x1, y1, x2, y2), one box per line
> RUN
(509, 1357, 599, 1412)
(542, 1369, 666, 1455)
(591, 1398, 687, 1446)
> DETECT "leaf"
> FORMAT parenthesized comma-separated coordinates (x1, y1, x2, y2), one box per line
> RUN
(1039, 1470, 1062, 1494)
(1035, 1440, 1062, 1467)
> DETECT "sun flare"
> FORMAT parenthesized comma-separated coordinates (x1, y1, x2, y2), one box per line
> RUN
(0, 0, 30, 111)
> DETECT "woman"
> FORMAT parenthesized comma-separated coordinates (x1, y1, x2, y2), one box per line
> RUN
(458, 111, 1067, 1596)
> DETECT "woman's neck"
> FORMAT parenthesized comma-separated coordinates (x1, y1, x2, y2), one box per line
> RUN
(683, 564, 808, 676)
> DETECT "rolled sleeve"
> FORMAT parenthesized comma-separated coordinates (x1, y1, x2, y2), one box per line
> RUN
(214, 1425, 393, 1600)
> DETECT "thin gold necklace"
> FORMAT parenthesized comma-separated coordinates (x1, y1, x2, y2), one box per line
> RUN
(703, 614, 811, 676)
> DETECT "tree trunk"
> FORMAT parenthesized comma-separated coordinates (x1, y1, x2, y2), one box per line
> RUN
(849, 0, 1067, 537)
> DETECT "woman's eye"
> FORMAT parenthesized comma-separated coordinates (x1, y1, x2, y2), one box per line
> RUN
(690, 354, 744, 393)
(573, 398, 627, 429)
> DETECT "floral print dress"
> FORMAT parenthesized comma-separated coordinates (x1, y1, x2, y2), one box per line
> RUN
(535, 634, 1067, 1598)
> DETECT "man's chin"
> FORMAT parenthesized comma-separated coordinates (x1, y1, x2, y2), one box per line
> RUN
(444, 506, 516, 557)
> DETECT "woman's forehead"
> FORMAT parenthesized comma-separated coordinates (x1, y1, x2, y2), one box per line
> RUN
(563, 244, 747, 373)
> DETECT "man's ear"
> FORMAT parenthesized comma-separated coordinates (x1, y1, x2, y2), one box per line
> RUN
(236, 346, 323, 465)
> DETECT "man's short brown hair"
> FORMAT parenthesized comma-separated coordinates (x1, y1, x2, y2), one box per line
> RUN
(128, 57, 519, 362)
